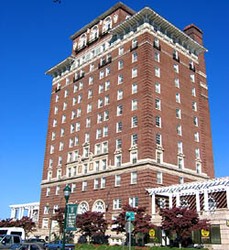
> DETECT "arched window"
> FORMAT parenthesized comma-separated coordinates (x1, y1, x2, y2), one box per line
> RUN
(79, 34, 87, 48)
(78, 201, 89, 214)
(90, 26, 98, 41)
(92, 199, 105, 213)
(103, 17, 112, 33)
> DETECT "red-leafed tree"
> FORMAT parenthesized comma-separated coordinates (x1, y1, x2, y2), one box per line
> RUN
(0, 216, 36, 237)
(75, 211, 108, 244)
(51, 207, 65, 236)
(112, 204, 157, 241)
(160, 207, 209, 247)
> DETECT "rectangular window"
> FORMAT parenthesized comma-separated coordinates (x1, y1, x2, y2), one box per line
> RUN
(96, 129, 102, 139)
(178, 141, 183, 154)
(115, 175, 121, 187)
(101, 177, 106, 188)
(129, 197, 139, 207)
(155, 82, 161, 93)
(118, 74, 123, 84)
(103, 126, 108, 137)
(155, 67, 160, 77)
(116, 139, 122, 149)
(155, 116, 161, 127)
(117, 90, 123, 100)
(176, 93, 181, 103)
(155, 99, 161, 110)
(194, 132, 200, 142)
(156, 133, 161, 145)
(104, 110, 109, 121)
(94, 179, 99, 189)
(115, 155, 122, 167)
(132, 99, 138, 111)
(82, 181, 87, 191)
(130, 151, 138, 164)
(131, 134, 138, 146)
(154, 51, 160, 62)
(132, 52, 138, 62)
(105, 80, 110, 91)
(176, 109, 181, 119)
(132, 68, 138, 78)
(174, 64, 179, 73)
(87, 104, 92, 113)
(157, 172, 163, 184)
(113, 199, 122, 210)
(132, 83, 138, 94)
(132, 116, 138, 127)
(192, 102, 197, 111)
(118, 60, 124, 70)
(117, 105, 123, 116)
(131, 172, 137, 184)
(116, 122, 122, 133)
(177, 125, 182, 136)
(178, 157, 184, 169)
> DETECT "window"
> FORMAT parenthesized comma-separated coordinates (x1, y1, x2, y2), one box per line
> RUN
(176, 109, 181, 119)
(176, 93, 181, 103)
(132, 83, 137, 94)
(86, 117, 91, 128)
(84, 133, 89, 143)
(63, 102, 67, 110)
(190, 74, 195, 82)
(58, 156, 62, 166)
(101, 158, 107, 169)
(178, 141, 183, 154)
(156, 133, 161, 145)
(132, 52, 138, 62)
(174, 64, 179, 73)
(98, 98, 103, 108)
(192, 101, 197, 111)
(132, 116, 138, 127)
(50, 145, 54, 154)
(194, 116, 198, 126)
(105, 80, 110, 91)
(175, 78, 180, 88)
(103, 126, 108, 137)
(153, 37, 160, 49)
(102, 142, 108, 153)
(89, 76, 94, 85)
(119, 47, 124, 55)
(115, 175, 121, 187)
(88, 89, 93, 99)
(196, 162, 202, 174)
(132, 68, 138, 78)
(59, 142, 64, 151)
(118, 60, 124, 70)
(101, 177, 106, 188)
(155, 67, 160, 77)
(179, 177, 184, 184)
(118, 74, 123, 84)
(117, 90, 123, 100)
(77, 108, 81, 117)
(95, 144, 101, 155)
(55, 186, 60, 195)
(83, 147, 89, 158)
(155, 116, 161, 127)
(44, 206, 49, 215)
(99, 70, 105, 79)
(177, 125, 182, 136)
(117, 105, 123, 116)
(104, 95, 110, 105)
(64, 90, 68, 98)
(53, 119, 57, 127)
(76, 122, 80, 132)
(69, 138, 74, 148)
(194, 132, 200, 142)
(157, 172, 163, 184)
(131, 99, 138, 111)
(54, 106, 58, 114)
(195, 148, 200, 159)
(131, 134, 138, 146)
(156, 150, 163, 163)
(51, 132, 56, 140)
(75, 136, 79, 145)
(173, 50, 179, 61)
(72, 97, 76, 106)
(82, 181, 87, 191)
(61, 115, 66, 123)
(96, 129, 102, 139)
(192, 88, 196, 96)
(155, 99, 161, 110)
(60, 128, 65, 137)
(94, 179, 99, 189)
(104, 110, 109, 120)
(115, 155, 122, 167)
(130, 151, 138, 164)
(131, 172, 137, 184)
(113, 199, 122, 209)
(116, 121, 122, 132)
(46, 187, 50, 196)
(178, 157, 184, 169)
(87, 103, 92, 113)
(129, 197, 139, 207)
(154, 51, 160, 62)
(132, 38, 138, 49)
(116, 139, 122, 149)
(155, 82, 161, 93)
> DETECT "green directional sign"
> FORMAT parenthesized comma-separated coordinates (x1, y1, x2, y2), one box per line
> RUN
(125, 211, 135, 221)
(66, 204, 78, 231)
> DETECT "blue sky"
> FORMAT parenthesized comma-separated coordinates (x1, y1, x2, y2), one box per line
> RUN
(0, 0, 228, 219)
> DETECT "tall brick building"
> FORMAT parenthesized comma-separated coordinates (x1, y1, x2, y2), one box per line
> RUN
(39, 2, 214, 234)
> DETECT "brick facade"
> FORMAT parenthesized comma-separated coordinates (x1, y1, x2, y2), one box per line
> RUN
(39, 3, 214, 233)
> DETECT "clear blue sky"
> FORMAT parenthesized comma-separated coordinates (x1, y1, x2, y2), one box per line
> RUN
(0, 0, 228, 219)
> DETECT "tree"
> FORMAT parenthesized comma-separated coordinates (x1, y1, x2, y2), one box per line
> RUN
(75, 211, 108, 244)
(0, 216, 36, 238)
(159, 207, 209, 247)
(51, 207, 65, 237)
(112, 204, 157, 245)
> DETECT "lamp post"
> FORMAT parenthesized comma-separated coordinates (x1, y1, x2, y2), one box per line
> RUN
(62, 185, 71, 250)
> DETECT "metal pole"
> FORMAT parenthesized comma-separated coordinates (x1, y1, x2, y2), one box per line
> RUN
(62, 204, 67, 250)
(128, 221, 131, 250)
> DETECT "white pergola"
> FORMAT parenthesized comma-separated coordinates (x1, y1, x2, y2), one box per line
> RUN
(147, 177, 229, 215)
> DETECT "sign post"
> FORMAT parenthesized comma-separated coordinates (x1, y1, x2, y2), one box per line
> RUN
(125, 211, 135, 250)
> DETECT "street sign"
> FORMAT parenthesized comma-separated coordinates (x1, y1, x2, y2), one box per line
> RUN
(149, 228, 156, 238)
(66, 204, 78, 231)
(126, 211, 135, 221)
(125, 221, 134, 233)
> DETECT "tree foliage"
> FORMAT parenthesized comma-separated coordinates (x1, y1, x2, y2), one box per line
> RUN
(76, 211, 108, 240)
(160, 207, 209, 244)
(51, 207, 65, 236)
(0, 216, 36, 237)
(112, 204, 156, 236)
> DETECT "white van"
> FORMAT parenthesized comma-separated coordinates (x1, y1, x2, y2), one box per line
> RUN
(0, 227, 25, 240)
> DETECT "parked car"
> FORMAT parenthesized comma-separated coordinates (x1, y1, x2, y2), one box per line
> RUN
(45, 240, 75, 250)
(19, 243, 45, 250)
(26, 239, 46, 248)
(0, 234, 22, 249)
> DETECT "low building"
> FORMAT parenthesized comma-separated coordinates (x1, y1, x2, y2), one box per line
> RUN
(147, 177, 229, 250)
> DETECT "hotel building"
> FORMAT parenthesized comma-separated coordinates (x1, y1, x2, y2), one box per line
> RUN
(39, 2, 214, 239)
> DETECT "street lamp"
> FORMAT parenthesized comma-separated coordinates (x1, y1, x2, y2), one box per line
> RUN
(62, 185, 71, 250)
